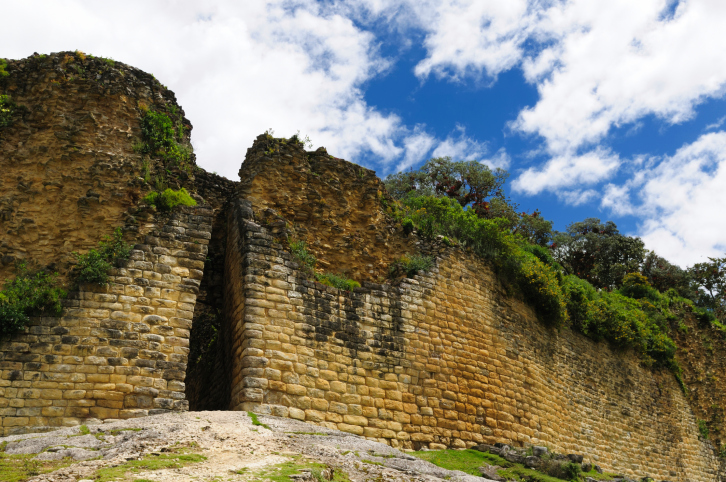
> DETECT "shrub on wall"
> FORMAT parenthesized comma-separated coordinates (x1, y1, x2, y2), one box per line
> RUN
(397, 193, 684, 370)
(139, 110, 192, 168)
(73, 227, 132, 285)
(0, 263, 66, 336)
(315, 272, 360, 291)
(143, 188, 197, 211)
(389, 254, 434, 278)
(0, 95, 18, 127)
(400, 195, 568, 326)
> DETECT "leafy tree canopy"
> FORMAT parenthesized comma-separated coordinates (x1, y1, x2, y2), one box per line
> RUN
(384, 157, 553, 246)
(551, 218, 645, 290)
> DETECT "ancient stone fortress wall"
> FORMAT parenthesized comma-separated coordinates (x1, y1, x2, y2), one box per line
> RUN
(0, 205, 212, 435)
(226, 201, 720, 481)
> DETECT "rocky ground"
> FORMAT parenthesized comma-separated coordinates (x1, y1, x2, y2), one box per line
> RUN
(0, 411, 493, 482)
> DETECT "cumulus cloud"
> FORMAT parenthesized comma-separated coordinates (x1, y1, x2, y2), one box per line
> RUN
(620, 132, 726, 266)
(479, 148, 511, 170)
(514, 0, 726, 155)
(512, 149, 620, 196)
(558, 189, 598, 206)
(363, 0, 726, 194)
(1, 0, 408, 179)
(395, 126, 436, 172)
(430, 126, 488, 161)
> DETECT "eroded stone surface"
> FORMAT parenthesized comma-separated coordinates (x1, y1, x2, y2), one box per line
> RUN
(0, 411, 498, 482)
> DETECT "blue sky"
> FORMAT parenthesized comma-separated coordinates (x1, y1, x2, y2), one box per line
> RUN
(4, 0, 726, 267)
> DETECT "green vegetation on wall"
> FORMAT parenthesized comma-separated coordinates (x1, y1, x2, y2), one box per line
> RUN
(0, 227, 131, 337)
(384, 157, 717, 375)
(142, 187, 197, 211)
(138, 108, 193, 170)
(73, 228, 132, 285)
(389, 254, 434, 278)
(289, 239, 360, 291)
(0, 95, 18, 127)
(0, 263, 66, 337)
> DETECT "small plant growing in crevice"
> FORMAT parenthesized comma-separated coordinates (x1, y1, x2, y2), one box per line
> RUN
(698, 418, 709, 439)
(289, 240, 317, 272)
(0, 262, 66, 337)
(73, 227, 132, 285)
(315, 272, 360, 291)
(138, 109, 193, 171)
(0, 95, 19, 127)
(142, 187, 197, 211)
(389, 254, 434, 278)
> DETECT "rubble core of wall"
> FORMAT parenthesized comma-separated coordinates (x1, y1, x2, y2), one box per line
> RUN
(237, 134, 418, 282)
(0, 205, 213, 435)
(224, 199, 720, 481)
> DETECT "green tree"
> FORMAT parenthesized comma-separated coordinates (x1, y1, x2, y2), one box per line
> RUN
(551, 218, 645, 289)
(384, 157, 552, 245)
(641, 252, 695, 299)
(690, 257, 726, 319)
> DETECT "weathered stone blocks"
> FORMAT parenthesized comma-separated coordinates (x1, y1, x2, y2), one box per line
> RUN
(225, 203, 721, 482)
(0, 207, 211, 435)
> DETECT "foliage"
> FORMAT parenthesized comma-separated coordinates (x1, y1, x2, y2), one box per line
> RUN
(0, 95, 17, 127)
(289, 240, 317, 271)
(251, 456, 351, 482)
(401, 195, 567, 326)
(400, 194, 684, 369)
(384, 157, 508, 213)
(551, 218, 645, 289)
(690, 256, 726, 320)
(389, 254, 434, 278)
(94, 450, 205, 482)
(411, 449, 510, 475)
(315, 272, 360, 291)
(0, 59, 8, 78)
(699, 418, 710, 439)
(0, 263, 66, 337)
(139, 110, 192, 169)
(385, 157, 553, 245)
(0, 451, 73, 482)
(617, 272, 661, 303)
(289, 131, 313, 149)
(562, 275, 598, 332)
(143, 188, 197, 211)
(73, 228, 132, 285)
(642, 252, 695, 299)
(247, 411, 271, 430)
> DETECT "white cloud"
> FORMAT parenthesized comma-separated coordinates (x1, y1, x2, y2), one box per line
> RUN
(1, 0, 408, 180)
(706, 116, 726, 131)
(512, 149, 620, 195)
(626, 132, 726, 266)
(430, 126, 488, 161)
(365, 0, 726, 194)
(410, 0, 534, 81)
(514, 0, 726, 155)
(558, 189, 598, 206)
(480, 148, 511, 170)
(395, 126, 436, 172)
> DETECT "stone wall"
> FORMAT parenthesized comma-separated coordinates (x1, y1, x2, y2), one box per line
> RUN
(0, 51, 198, 283)
(237, 135, 417, 282)
(226, 202, 720, 481)
(0, 205, 212, 435)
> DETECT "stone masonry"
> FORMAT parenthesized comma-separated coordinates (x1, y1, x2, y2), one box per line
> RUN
(0, 205, 212, 435)
(225, 199, 720, 481)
